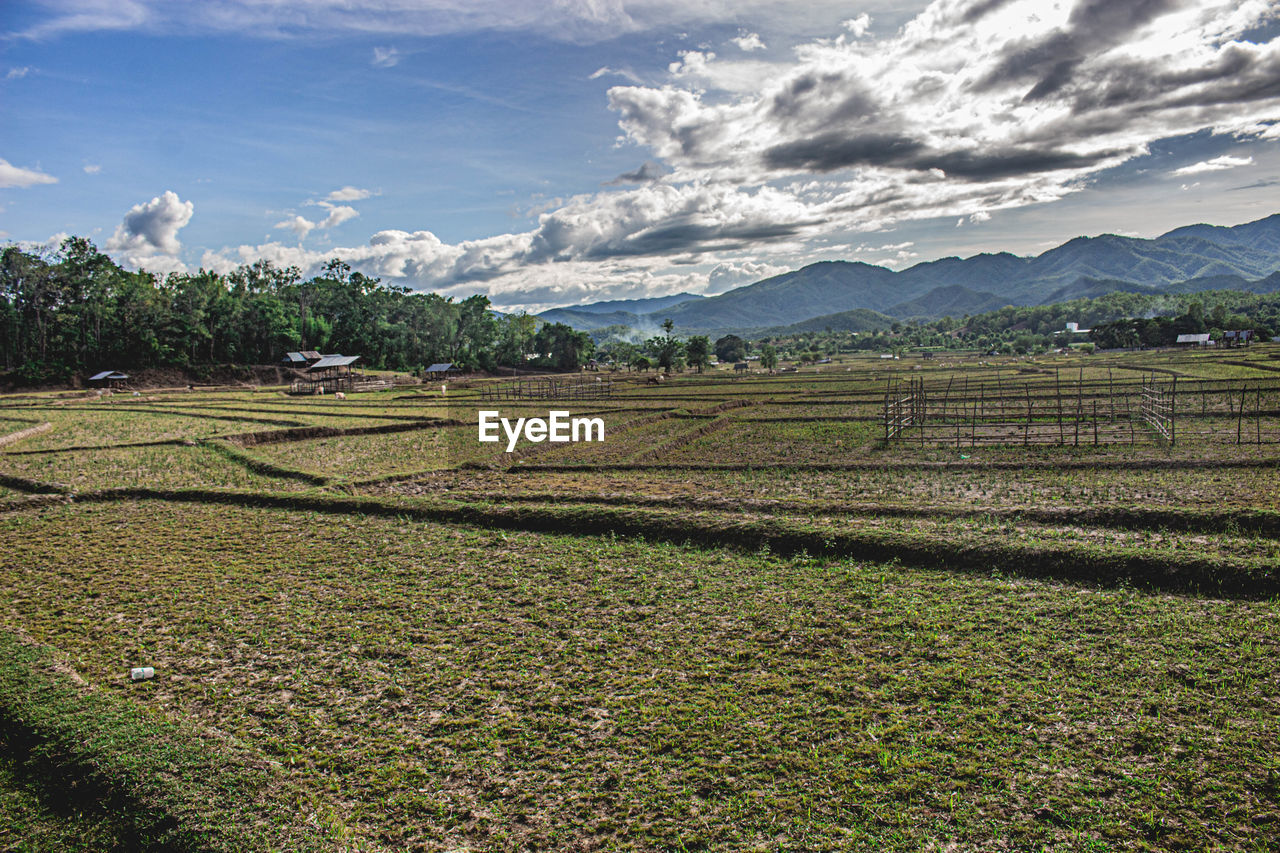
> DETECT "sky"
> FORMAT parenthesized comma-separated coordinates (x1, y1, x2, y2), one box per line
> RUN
(2, 0, 1280, 312)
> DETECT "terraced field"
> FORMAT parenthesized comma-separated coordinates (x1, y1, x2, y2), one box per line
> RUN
(1, 347, 1278, 851)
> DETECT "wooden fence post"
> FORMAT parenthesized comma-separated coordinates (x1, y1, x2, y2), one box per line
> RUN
(1237, 383, 1246, 444)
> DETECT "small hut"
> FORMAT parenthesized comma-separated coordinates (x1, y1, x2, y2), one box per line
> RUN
(290, 355, 361, 394)
(1221, 330, 1253, 348)
(88, 370, 129, 390)
(425, 363, 462, 379)
(281, 351, 308, 366)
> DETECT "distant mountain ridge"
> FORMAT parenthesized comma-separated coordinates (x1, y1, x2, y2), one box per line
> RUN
(537, 213, 1280, 335)
(538, 291, 704, 335)
(563, 292, 703, 315)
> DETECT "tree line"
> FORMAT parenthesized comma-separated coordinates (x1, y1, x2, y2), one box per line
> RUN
(0, 237, 597, 384)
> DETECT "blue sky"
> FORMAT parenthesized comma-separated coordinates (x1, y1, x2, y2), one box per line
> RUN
(3, 0, 1279, 311)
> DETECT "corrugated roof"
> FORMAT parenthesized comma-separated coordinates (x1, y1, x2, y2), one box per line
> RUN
(301, 350, 323, 360)
(282, 351, 307, 362)
(425, 363, 455, 372)
(308, 354, 360, 371)
(89, 370, 128, 381)
(1176, 333, 1211, 343)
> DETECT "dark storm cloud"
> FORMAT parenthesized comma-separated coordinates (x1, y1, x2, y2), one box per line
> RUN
(961, 0, 1020, 24)
(768, 73, 823, 118)
(921, 147, 1122, 178)
(764, 132, 927, 171)
(976, 0, 1185, 100)
(579, 221, 805, 258)
(767, 71, 879, 127)
(765, 132, 1117, 179)
(604, 160, 669, 185)
(1068, 42, 1280, 114)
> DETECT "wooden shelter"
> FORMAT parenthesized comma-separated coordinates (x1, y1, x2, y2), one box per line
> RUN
(88, 370, 129, 389)
(425, 363, 462, 379)
(289, 354, 361, 395)
(1221, 330, 1254, 348)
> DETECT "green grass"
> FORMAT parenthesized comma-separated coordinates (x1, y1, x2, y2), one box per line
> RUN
(0, 630, 334, 852)
(1, 501, 1278, 850)
(0, 749, 125, 852)
(0, 444, 297, 492)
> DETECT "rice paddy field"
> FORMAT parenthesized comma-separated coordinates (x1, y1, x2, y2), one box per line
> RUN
(1, 345, 1279, 852)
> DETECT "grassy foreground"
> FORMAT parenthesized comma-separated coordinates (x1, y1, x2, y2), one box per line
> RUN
(1, 500, 1278, 850)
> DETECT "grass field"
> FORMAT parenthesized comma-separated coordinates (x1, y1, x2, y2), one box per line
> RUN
(1, 346, 1278, 851)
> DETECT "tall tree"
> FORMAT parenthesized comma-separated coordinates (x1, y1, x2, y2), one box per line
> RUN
(685, 335, 711, 372)
(714, 334, 746, 363)
(650, 318, 684, 371)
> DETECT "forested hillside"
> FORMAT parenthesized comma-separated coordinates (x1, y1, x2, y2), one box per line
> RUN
(0, 238, 591, 383)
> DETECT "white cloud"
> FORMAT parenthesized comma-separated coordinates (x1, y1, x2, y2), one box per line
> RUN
(731, 31, 766, 52)
(6, 66, 32, 79)
(207, 181, 829, 307)
(668, 49, 715, 77)
(105, 190, 193, 272)
(324, 185, 374, 202)
(15, 0, 149, 39)
(275, 204, 360, 241)
(848, 239, 918, 266)
(275, 215, 318, 241)
(610, 0, 1280, 205)
(842, 14, 871, 37)
(1172, 155, 1255, 176)
(371, 46, 399, 68)
(273, 186, 375, 241)
(0, 158, 57, 188)
(590, 66, 643, 84)
(18, 232, 71, 253)
(83, 163, 101, 174)
(131, 253, 190, 275)
(707, 259, 789, 292)
(320, 205, 359, 227)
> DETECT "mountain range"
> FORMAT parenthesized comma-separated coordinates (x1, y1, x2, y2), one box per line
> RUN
(537, 213, 1280, 337)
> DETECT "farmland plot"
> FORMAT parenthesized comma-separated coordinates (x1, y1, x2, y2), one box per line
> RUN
(0, 346, 1278, 851)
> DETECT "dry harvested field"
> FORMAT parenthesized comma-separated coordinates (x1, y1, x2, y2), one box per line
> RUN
(1, 346, 1279, 852)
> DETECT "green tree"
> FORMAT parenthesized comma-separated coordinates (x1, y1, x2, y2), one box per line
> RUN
(650, 319, 683, 371)
(714, 334, 746, 363)
(533, 322, 594, 370)
(685, 335, 711, 372)
(495, 312, 539, 367)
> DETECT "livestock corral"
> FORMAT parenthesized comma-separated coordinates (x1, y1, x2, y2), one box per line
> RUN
(1, 345, 1279, 852)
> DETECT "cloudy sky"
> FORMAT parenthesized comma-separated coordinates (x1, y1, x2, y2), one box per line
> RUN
(3, 0, 1279, 311)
